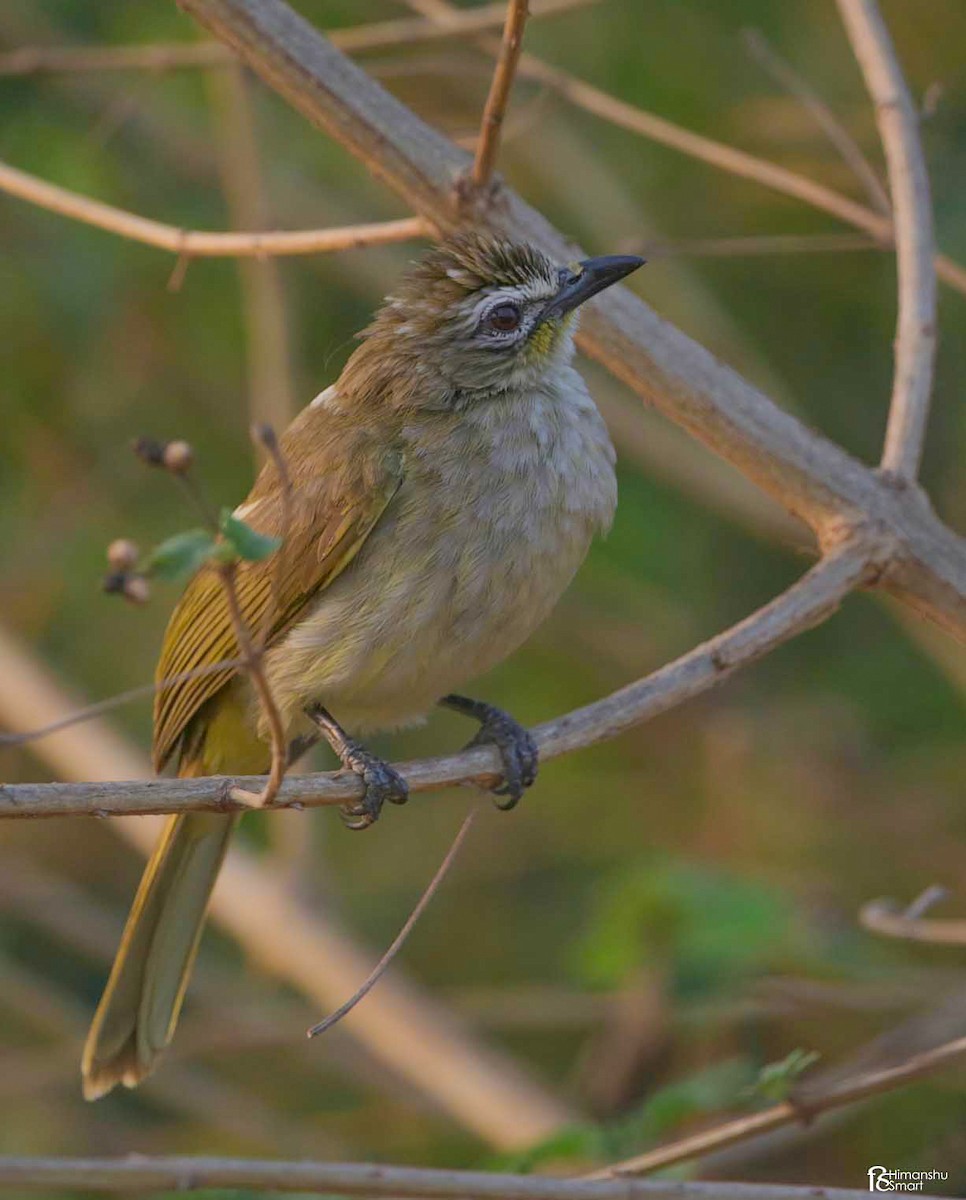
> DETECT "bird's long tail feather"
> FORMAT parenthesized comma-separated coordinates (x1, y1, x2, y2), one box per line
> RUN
(81, 810, 237, 1100)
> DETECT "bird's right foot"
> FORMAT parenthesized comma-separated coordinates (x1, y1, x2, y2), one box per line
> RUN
(304, 705, 409, 830)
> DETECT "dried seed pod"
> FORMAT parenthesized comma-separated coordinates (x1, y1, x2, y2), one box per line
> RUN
(122, 575, 151, 605)
(132, 436, 166, 466)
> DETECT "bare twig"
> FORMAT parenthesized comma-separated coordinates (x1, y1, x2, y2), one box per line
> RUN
(591, 1031, 966, 1178)
(0, 0, 598, 77)
(0, 159, 430, 257)
(0, 538, 876, 818)
(742, 27, 891, 215)
(308, 807, 478, 1037)
(471, 0, 530, 188)
(837, 0, 938, 480)
(0, 1156, 914, 1199)
(861, 889, 966, 947)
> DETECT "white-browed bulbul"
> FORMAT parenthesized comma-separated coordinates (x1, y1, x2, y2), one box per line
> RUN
(82, 231, 644, 1099)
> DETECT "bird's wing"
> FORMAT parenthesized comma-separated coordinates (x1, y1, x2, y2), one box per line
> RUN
(152, 413, 403, 771)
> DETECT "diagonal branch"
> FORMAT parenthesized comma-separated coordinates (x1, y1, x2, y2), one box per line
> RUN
(837, 0, 938, 481)
(471, 0, 530, 188)
(0, 539, 875, 819)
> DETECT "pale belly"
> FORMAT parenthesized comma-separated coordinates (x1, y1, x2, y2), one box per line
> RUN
(262, 376, 616, 735)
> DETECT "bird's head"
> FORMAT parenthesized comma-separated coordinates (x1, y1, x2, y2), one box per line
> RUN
(345, 232, 644, 403)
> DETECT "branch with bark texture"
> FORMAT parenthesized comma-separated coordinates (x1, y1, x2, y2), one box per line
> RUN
(0, 1156, 924, 1200)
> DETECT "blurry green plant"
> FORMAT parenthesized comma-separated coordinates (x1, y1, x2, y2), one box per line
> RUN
(570, 858, 819, 1000)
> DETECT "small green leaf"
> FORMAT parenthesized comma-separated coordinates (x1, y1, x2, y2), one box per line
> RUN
(744, 1048, 820, 1104)
(144, 529, 217, 581)
(219, 508, 281, 562)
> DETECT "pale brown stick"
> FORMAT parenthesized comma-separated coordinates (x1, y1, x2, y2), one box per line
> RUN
(742, 27, 890, 215)
(471, 0, 530, 187)
(0, 160, 430, 256)
(0, 0, 598, 77)
(837, 0, 937, 480)
(861, 889, 966, 947)
(0, 539, 876, 818)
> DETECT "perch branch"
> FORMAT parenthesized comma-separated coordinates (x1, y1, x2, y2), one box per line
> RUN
(471, 0, 530, 188)
(861, 888, 966, 947)
(0, 159, 430, 256)
(837, 0, 938, 480)
(0, 539, 874, 819)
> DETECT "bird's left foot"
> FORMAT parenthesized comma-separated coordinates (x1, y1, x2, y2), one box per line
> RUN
(305, 705, 408, 830)
(439, 694, 538, 810)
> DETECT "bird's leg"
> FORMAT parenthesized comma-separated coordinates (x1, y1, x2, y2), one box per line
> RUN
(439, 694, 538, 810)
(304, 704, 409, 830)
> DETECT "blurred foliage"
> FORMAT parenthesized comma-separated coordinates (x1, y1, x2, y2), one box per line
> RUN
(1, 0, 965, 1196)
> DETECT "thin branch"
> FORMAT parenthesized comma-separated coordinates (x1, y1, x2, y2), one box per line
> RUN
(641, 232, 882, 259)
(0, 0, 598, 77)
(592, 1031, 966, 1178)
(0, 1156, 910, 1199)
(837, 0, 938, 480)
(471, 0, 530, 188)
(742, 27, 891, 215)
(308, 807, 478, 1037)
(0, 159, 430, 256)
(861, 888, 966, 947)
(0, 538, 875, 818)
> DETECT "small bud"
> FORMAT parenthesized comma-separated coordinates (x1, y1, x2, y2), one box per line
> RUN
(132, 436, 166, 466)
(162, 439, 194, 475)
(122, 575, 151, 605)
(107, 538, 140, 571)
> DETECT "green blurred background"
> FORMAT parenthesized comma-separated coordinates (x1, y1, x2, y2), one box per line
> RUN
(1, 0, 964, 1193)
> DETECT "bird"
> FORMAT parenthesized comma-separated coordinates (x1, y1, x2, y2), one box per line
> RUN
(81, 230, 644, 1100)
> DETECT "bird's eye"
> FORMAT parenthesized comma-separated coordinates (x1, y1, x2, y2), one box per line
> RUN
(486, 302, 522, 333)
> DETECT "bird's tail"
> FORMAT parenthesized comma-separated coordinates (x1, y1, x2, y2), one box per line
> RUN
(81, 809, 238, 1100)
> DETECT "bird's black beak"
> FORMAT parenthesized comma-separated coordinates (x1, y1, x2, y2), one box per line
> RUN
(542, 254, 645, 321)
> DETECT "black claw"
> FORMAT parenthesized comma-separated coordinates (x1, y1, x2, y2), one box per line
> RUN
(450, 699, 538, 811)
(338, 746, 409, 831)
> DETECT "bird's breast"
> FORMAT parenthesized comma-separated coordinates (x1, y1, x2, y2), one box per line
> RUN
(267, 370, 616, 732)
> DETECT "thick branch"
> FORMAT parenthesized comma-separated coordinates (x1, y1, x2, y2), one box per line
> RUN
(171, 0, 966, 643)
(0, 541, 873, 819)
(0, 1156, 914, 1199)
(837, 0, 937, 480)
(0, 159, 430, 256)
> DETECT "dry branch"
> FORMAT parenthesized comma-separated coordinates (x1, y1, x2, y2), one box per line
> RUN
(593, 1029, 966, 1177)
(0, 540, 873, 819)
(837, 0, 937, 480)
(0, 1156, 917, 1199)
(0, 159, 430, 256)
(471, 0, 530, 188)
(170, 0, 966, 645)
(861, 897, 966, 947)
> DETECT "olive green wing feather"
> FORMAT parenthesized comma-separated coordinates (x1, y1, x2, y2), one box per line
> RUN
(152, 423, 402, 772)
